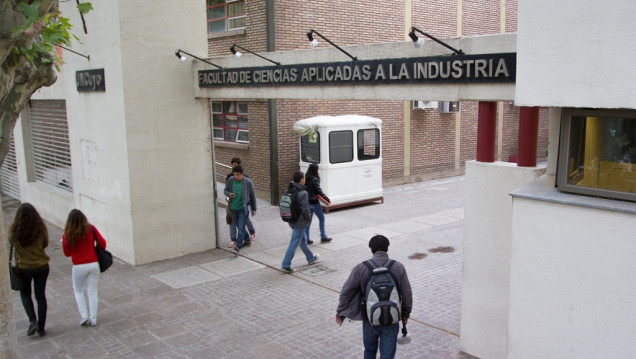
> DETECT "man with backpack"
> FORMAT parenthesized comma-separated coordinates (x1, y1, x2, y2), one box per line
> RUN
(280, 171, 319, 273)
(335, 235, 413, 359)
(224, 165, 257, 255)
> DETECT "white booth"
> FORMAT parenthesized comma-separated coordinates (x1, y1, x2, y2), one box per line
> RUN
(293, 115, 384, 212)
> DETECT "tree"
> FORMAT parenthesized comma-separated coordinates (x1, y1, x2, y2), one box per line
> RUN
(0, 1, 90, 357)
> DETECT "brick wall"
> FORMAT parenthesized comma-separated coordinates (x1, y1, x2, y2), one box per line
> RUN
(206, 0, 549, 201)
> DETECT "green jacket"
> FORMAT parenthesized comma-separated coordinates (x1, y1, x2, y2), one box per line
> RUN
(9, 224, 50, 269)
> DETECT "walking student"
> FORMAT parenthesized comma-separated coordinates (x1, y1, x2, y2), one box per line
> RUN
(62, 209, 107, 327)
(335, 235, 413, 359)
(225, 157, 256, 247)
(303, 163, 332, 244)
(9, 203, 50, 337)
(224, 165, 257, 255)
(281, 171, 319, 273)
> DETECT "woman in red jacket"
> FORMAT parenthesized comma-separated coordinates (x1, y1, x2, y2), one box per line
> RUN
(62, 209, 106, 327)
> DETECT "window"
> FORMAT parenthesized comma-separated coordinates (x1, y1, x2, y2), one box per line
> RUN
(0, 132, 20, 199)
(357, 128, 380, 161)
(212, 101, 249, 143)
(329, 131, 353, 164)
(558, 109, 636, 202)
(301, 132, 320, 163)
(27, 100, 73, 191)
(207, 0, 246, 34)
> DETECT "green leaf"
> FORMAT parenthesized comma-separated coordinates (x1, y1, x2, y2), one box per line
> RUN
(17, 1, 40, 19)
(77, 2, 94, 14)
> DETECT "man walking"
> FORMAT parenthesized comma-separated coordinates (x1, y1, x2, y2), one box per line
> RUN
(281, 171, 319, 273)
(335, 235, 412, 359)
(225, 157, 256, 247)
(224, 165, 256, 255)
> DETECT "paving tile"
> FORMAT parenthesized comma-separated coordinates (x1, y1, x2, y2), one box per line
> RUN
(410, 213, 463, 226)
(378, 219, 435, 233)
(199, 256, 265, 277)
(150, 266, 222, 289)
(341, 227, 403, 240)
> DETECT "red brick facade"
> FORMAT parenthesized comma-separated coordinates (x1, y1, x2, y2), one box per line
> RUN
(209, 0, 548, 201)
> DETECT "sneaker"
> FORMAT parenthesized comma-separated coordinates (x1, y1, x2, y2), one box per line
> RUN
(306, 239, 314, 245)
(27, 321, 38, 336)
(80, 319, 89, 326)
(227, 241, 236, 248)
(242, 241, 252, 248)
(250, 233, 256, 241)
(321, 237, 332, 243)
(231, 246, 240, 255)
(38, 328, 46, 337)
(281, 267, 296, 274)
(309, 253, 320, 265)
(89, 321, 97, 327)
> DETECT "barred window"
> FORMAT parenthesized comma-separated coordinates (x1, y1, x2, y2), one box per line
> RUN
(0, 132, 20, 200)
(28, 100, 73, 191)
(212, 101, 249, 143)
(207, 0, 246, 34)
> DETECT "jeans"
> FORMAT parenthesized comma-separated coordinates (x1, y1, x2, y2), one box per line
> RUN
(281, 227, 316, 269)
(18, 265, 49, 331)
(362, 321, 399, 359)
(229, 215, 255, 240)
(72, 262, 100, 324)
(304, 203, 327, 241)
(231, 209, 250, 248)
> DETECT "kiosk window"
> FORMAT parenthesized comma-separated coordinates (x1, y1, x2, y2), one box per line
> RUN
(558, 109, 636, 202)
(301, 132, 320, 163)
(329, 131, 353, 164)
(358, 129, 380, 160)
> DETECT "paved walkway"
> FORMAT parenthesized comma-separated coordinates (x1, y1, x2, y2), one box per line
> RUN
(7, 176, 478, 358)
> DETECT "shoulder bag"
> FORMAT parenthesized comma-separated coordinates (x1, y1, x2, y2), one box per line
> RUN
(91, 226, 113, 272)
(8, 239, 23, 291)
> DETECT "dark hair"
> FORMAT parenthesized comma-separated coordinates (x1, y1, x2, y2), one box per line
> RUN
(64, 209, 89, 249)
(306, 163, 320, 181)
(232, 165, 244, 174)
(293, 171, 305, 183)
(230, 157, 241, 166)
(10, 203, 47, 247)
(369, 235, 390, 253)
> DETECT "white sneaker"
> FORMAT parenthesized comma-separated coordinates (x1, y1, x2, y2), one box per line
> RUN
(310, 253, 320, 264)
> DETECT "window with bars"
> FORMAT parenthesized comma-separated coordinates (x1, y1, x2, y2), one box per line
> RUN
(212, 101, 249, 143)
(207, 0, 246, 34)
(0, 133, 20, 200)
(28, 100, 73, 191)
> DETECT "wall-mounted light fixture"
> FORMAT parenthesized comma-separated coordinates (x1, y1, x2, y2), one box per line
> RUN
(306, 29, 357, 61)
(408, 27, 464, 55)
(230, 44, 281, 65)
(174, 49, 222, 69)
(53, 43, 90, 60)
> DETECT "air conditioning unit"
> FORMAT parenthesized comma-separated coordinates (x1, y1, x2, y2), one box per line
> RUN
(439, 101, 460, 113)
(412, 100, 438, 110)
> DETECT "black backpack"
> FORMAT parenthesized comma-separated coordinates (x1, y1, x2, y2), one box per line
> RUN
(280, 187, 299, 222)
(362, 259, 402, 326)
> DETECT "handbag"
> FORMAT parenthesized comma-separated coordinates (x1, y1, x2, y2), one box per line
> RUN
(8, 239, 23, 291)
(91, 226, 113, 272)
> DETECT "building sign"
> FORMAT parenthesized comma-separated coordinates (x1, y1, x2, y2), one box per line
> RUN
(76, 69, 105, 92)
(199, 53, 515, 88)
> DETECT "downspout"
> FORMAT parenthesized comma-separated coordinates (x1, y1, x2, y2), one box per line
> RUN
(266, 0, 279, 205)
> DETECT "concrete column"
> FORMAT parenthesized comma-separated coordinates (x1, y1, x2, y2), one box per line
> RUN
(517, 107, 539, 167)
(477, 101, 497, 162)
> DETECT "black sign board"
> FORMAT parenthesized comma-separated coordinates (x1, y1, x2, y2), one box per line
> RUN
(76, 69, 105, 92)
(198, 53, 516, 88)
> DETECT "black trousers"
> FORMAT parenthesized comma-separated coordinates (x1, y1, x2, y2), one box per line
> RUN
(18, 264, 49, 330)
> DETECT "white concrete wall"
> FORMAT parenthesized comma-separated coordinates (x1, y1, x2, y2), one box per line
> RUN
(25, 1, 215, 264)
(509, 183, 636, 358)
(461, 161, 546, 359)
(118, 2, 215, 264)
(516, 0, 636, 109)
